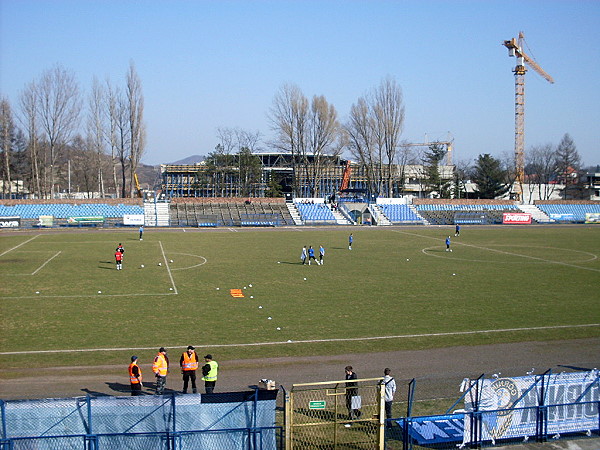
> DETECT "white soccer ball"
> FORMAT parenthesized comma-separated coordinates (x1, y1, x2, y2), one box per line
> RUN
(406, 259, 409, 261)
(287, 340, 292, 343)
(35, 291, 40, 294)
(250, 296, 254, 299)
(303, 277, 307, 281)
(98, 291, 102, 294)
(277, 261, 281, 264)
(249, 284, 252, 287)
(268, 316, 272, 320)
(259, 306, 262, 309)
(170, 260, 173, 263)
(453, 273, 456, 276)
(169, 288, 173, 291)
(140, 264, 144, 268)
(158, 262, 162, 266)
(244, 286, 247, 289)
(276, 327, 281, 330)
(216, 287, 220, 290)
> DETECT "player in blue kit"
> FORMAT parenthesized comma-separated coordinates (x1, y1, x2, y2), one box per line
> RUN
(445, 236, 452, 252)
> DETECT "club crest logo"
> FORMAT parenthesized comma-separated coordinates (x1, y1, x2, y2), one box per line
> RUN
(487, 378, 520, 438)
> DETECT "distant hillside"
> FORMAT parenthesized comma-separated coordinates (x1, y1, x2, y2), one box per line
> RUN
(136, 163, 161, 189)
(169, 155, 206, 165)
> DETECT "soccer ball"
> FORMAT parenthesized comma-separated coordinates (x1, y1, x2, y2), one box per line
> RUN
(140, 264, 144, 268)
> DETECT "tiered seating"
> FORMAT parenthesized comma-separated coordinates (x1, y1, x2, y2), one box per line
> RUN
(0, 203, 143, 219)
(535, 203, 600, 222)
(414, 203, 519, 225)
(168, 201, 294, 227)
(379, 204, 422, 223)
(295, 202, 336, 223)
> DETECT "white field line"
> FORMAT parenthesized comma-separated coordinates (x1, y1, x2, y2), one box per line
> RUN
(159, 240, 178, 294)
(31, 251, 62, 275)
(0, 235, 39, 257)
(391, 229, 600, 272)
(2, 292, 178, 300)
(228, 228, 238, 232)
(0, 323, 597, 355)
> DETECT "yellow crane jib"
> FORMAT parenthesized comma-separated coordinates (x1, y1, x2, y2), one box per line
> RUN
(503, 32, 554, 200)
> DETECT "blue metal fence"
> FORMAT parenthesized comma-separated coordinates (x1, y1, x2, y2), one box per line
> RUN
(0, 390, 282, 450)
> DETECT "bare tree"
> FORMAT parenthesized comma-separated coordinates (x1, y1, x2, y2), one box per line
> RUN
(346, 77, 405, 197)
(346, 97, 378, 193)
(126, 62, 145, 197)
(306, 95, 341, 196)
(373, 77, 405, 196)
(525, 143, 557, 202)
(268, 84, 309, 196)
(107, 84, 130, 198)
(0, 98, 15, 197)
(36, 65, 81, 197)
(88, 77, 107, 197)
(18, 83, 43, 197)
(105, 80, 121, 195)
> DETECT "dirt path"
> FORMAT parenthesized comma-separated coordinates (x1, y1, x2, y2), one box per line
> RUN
(1, 338, 598, 401)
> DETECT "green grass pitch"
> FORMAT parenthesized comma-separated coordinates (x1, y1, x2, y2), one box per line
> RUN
(1, 226, 599, 370)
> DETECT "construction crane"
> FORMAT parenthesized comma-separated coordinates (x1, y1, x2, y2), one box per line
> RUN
(402, 134, 454, 165)
(339, 160, 352, 191)
(133, 173, 143, 198)
(503, 32, 554, 200)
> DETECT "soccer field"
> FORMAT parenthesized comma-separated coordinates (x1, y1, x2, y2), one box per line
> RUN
(1, 226, 599, 371)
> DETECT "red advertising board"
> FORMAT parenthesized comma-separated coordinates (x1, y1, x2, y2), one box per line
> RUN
(502, 213, 532, 224)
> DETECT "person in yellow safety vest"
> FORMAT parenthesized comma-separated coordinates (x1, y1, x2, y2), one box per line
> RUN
(152, 347, 169, 395)
(180, 345, 199, 394)
(201, 354, 218, 393)
(128, 355, 143, 396)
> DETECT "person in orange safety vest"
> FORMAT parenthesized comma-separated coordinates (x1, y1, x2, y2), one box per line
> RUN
(180, 345, 199, 394)
(128, 355, 142, 396)
(152, 347, 169, 395)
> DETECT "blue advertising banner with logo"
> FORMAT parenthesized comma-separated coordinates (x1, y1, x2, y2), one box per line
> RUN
(549, 213, 575, 222)
(400, 371, 599, 446)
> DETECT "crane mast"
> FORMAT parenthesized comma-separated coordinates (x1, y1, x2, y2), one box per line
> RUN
(503, 32, 554, 200)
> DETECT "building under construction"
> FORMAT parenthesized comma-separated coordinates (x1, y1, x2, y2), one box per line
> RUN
(160, 151, 455, 199)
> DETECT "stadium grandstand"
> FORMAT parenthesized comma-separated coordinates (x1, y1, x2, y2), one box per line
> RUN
(2, 197, 600, 229)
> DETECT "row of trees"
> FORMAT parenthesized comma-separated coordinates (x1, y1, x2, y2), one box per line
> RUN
(2, 65, 590, 200)
(266, 78, 588, 199)
(0, 62, 145, 199)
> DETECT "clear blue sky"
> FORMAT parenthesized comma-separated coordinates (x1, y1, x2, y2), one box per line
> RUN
(1, 0, 599, 167)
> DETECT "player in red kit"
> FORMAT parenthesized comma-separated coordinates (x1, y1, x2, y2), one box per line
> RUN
(115, 250, 123, 270)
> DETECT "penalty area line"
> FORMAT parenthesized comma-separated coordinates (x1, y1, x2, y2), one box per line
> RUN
(0, 235, 40, 257)
(31, 251, 61, 275)
(1, 323, 597, 355)
(159, 240, 178, 294)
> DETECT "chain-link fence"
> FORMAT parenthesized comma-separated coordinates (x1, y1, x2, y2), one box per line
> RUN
(286, 377, 385, 449)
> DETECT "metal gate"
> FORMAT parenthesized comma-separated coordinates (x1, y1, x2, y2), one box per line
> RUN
(285, 377, 385, 449)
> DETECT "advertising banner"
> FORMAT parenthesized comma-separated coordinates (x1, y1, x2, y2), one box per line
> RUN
(549, 213, 575, 222)
(0, 216, 20, 228)
(67, 216, 104, 225)
(123, 214, 144, 225)
(585, 213, 600, 224)
(502, 213, 532, 224)
(37, 216, 54, 227)
(461, 371, 599, 444)
(401, 370, 599, 446)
